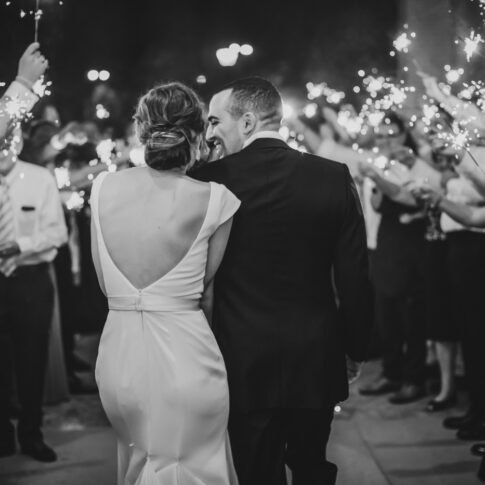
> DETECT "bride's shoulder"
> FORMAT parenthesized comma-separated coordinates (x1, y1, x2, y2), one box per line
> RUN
(184, 174, 211, 187)
(184, 175, 214, 196)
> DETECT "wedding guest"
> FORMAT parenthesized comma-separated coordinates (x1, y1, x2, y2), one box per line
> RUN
(410, 146, 485, 435)
(53, 143, 108, 392)
(417, 150, 459, 412)
(439, 150, 485, 441)
(358, 114, 428, 404)
(20, 120, 60, 167)
(0, 127, 67, 462)
(0, 43, 47, 143)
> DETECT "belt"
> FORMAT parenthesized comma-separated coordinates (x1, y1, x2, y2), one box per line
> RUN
(108, 294, 199, 312)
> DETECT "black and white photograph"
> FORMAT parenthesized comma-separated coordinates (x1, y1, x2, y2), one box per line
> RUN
(1, 0, 485, 484)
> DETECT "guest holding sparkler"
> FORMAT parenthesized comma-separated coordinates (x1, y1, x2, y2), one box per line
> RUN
(0, 124, 67, 463)
(409, 140, 485, 438)
(357, 113, 428, 404)
(0, 43, 48, 144)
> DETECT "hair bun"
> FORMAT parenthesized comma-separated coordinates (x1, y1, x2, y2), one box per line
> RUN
(134, 81, 205, 171)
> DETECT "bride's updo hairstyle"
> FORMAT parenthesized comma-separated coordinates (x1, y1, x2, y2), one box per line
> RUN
(134, 82, 205, 170)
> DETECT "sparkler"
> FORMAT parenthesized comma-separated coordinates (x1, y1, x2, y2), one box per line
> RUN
(463, 31, 484, 61)
(34, 0, 42, 43)
(393, 32, 416, 53)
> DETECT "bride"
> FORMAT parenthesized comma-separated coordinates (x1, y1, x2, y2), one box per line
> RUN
(90, 82, 240, 484)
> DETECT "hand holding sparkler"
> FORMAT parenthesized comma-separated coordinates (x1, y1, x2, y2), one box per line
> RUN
(406, 179, 442, 204)
(16, 42, 48, 90)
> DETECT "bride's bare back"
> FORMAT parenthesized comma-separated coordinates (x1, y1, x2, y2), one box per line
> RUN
(97, 166, 211, 290)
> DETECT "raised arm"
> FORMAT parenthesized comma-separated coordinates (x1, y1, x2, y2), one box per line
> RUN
(0, 43, 48, 142)
(456, 150, 485, 199)
(358, 161, 417, 207)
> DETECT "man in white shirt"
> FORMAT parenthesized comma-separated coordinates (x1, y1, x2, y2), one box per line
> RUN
(0, 54, 67, 461)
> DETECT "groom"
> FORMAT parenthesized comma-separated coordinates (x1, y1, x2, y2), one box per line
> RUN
(192, 77, 372, 485)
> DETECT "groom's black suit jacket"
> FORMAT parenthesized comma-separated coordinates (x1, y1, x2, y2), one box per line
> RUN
(192, 138, 372, 411)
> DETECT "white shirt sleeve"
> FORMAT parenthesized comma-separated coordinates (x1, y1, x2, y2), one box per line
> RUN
(1, 81, 39, 142)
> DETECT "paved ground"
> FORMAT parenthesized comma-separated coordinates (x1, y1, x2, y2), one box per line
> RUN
(0, 359, 483, 485)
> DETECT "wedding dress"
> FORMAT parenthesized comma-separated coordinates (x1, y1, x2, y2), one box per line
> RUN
(90, 171, 240, 485)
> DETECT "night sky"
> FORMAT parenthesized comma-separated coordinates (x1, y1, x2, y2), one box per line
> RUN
(0, 0, 400, 123)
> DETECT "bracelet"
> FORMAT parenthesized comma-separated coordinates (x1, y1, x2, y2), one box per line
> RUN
(15, 75, 34, 91)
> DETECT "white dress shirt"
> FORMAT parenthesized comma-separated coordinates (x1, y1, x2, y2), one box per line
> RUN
(3, 160, 67, 267)
(3, 80, 39, 111)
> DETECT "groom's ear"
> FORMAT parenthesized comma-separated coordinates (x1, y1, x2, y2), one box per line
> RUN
(241, 112, 257, 135)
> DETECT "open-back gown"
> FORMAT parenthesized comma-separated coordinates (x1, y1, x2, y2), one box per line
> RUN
(90, 172, 240, 485)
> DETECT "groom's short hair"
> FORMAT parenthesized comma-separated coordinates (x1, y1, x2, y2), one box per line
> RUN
(221, 77, 283, 126)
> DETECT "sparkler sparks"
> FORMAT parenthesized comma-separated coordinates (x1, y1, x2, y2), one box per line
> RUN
(32, 75, 52, 98)
(463, 31, 484, 61)
(65, 191, 85, 211)
(303, 103, 318, 118)
(337, 108, 363, 137)
(436, 121, 473, 152)
(305, 82, 345, 104)
(54, 167, 71, 189)
(95, 104, 110, 119)
(443, 65, 464, 84)
(393, 32, 416, 53)
(363, 76, 385, 97)
(96, 139, 116, 166)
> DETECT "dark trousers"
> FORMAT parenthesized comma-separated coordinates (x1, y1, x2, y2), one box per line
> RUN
(375, 290, 427, 385)
(229, 407, 337, 485)
(0, 264, 53, 445)
(447, 232, 485, 417)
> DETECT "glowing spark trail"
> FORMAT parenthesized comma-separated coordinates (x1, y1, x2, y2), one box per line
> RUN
(393, 32, 415, 53)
